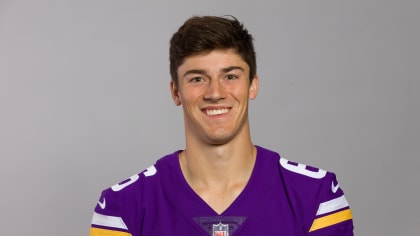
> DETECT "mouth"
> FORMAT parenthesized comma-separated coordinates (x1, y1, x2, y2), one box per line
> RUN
(203, 108, 231, 116)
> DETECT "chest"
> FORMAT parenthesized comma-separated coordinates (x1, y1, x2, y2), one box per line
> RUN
(138, 183, 305, 236)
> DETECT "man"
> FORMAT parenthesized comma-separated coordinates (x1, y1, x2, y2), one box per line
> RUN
(90, 15, 354, 235)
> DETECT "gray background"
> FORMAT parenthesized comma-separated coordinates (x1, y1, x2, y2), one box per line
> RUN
(1, 0, 419, 235)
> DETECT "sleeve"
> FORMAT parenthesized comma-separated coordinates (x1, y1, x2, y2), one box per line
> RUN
(279, 157, 354, 235)
(307, 173, 354, 236)
(89, 174, 143, 236)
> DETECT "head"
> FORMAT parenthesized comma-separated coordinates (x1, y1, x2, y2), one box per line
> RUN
(169, 15, 257, 87)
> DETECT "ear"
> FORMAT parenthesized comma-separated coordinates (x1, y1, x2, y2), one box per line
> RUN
(248, 75, 259, 100)
(170, 80, 182, 106)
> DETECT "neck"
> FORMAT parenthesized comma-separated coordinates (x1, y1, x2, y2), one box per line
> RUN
(179, 121, 258, 213)
(179, 133, 256, 188)
(178, 140, 256, 214)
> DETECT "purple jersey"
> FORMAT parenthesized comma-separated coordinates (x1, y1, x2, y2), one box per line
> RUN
(90, 146, 353, 235)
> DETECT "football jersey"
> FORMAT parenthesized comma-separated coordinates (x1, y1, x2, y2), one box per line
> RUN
(90, 146, 353, 235)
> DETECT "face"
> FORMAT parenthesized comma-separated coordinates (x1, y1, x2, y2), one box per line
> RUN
(170, 49, 259, 145)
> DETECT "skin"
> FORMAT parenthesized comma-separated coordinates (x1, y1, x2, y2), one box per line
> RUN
(170, 49, 259, 214)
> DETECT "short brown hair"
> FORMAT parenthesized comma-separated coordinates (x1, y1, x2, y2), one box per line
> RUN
(169, 15, 257, 86)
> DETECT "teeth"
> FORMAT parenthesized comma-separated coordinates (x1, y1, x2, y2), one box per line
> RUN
(206, 108, 229, 115)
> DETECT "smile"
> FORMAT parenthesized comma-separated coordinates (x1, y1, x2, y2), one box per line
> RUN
(205, 108, 230, 116)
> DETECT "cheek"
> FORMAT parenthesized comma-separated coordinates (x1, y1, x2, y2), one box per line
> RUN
(183, 86, 205, 99)
(230, 86, 250, 100)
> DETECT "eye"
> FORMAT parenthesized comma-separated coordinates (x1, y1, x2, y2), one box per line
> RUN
(226, 74, 238, 80)
(189, 76, 204, 83)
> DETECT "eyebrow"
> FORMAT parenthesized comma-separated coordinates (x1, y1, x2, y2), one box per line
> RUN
(182, 66, 245, 78)
(221, 66, 244, 73)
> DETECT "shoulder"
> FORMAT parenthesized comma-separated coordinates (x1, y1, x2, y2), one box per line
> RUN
(97, 151, 178, 206)
(277, 156, 354, 234)
(90, 151, 179, 236)
(104, 150, 178, 193)
(254, 145, 354, 235)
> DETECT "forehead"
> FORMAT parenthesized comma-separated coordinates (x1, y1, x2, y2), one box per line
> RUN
(177, 49, 249, 75)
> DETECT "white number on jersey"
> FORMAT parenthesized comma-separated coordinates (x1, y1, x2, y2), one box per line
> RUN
(111, 165, 157, 192)
(280, 158, 326, 179)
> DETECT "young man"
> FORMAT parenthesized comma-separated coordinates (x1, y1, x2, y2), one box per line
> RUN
(90, 16, 354, 235)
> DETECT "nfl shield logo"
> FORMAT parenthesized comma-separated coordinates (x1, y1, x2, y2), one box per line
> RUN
(212, 223, 229, 236)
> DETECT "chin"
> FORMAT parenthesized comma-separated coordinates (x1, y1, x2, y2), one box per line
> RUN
(206, 134, 235, 146)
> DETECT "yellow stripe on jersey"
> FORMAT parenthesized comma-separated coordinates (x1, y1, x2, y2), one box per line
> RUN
(90, 227, 131, 236)
(309, 209, 352, 232)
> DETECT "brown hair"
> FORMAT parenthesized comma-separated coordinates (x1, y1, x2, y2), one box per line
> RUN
(169, 15, 256, 86)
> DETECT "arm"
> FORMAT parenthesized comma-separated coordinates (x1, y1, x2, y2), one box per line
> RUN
(279, 158, 354, 235)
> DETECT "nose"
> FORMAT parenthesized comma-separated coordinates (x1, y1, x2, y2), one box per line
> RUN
(204, 79, 226, 101)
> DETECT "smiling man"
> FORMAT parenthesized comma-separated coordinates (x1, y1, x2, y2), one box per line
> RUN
(90, 16, 354, 236)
